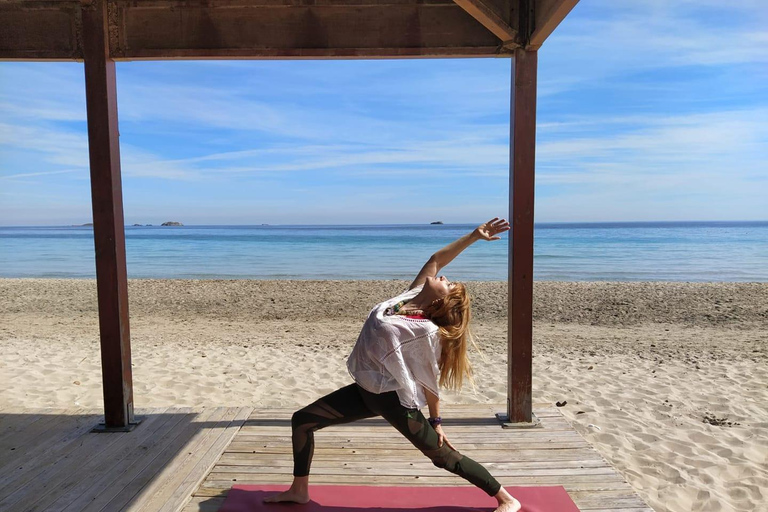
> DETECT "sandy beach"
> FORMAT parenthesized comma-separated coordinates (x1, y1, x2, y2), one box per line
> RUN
(1, 279, 766, 512)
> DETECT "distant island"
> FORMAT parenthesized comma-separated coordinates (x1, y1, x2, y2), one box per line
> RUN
(161, 221, 184, 227)
(430, 221, 444, 225)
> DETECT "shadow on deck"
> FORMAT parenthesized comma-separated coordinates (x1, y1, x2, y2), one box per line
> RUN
(0, 405, 653, 512)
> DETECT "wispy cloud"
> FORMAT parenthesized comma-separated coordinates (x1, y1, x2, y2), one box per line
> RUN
(1, 3, 766, 224)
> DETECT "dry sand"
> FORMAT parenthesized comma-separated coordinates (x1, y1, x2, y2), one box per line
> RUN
(1, 279, 766, 512)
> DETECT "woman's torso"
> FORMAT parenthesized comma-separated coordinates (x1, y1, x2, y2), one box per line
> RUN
(346, 285, 442, 409)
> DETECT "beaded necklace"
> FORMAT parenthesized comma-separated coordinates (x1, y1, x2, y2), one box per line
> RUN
(387, 299, 426, 317)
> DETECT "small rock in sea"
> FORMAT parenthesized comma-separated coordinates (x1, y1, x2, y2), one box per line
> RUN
(161, 221, 184, 226)
(556, 401, 567, 407)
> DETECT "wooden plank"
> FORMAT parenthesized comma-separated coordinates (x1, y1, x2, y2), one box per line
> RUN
(0, 2, 78, 59)
(82, 0, 135, 429)
(74, 407, 221, 512)
(88, 407, 226, 512)
(157, 407, 254, 512)
(227, 440, 590, 451)
(0, 407, 171, 511)
(202, 473, 627, 485)
(195, 478, 636, 496)
(119, 407, 237, 512)
(529, 0, 578, 49)
(0, 410, 116, 478)
(0, 412, 44, 443)
(25, 408, 184, 512)
(452, 0, 517, 44)
(0, 410, 82, 467)
(209, 465, 617, 477)
(218, 453, 609, 466)
(216, 456, 611, 470)
(245, 405, 564, 420)
(117, 2, 503, 59)
(47, 407, 196, 511)
(0, 0, 512, 60)
(236, 427, 584, 437)
(506, 46, 537, 424)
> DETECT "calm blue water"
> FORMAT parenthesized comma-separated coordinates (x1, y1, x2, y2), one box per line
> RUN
(0, 222, 766, 281)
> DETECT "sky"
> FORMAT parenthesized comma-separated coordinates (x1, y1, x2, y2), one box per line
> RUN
(1, 1, 767, 226)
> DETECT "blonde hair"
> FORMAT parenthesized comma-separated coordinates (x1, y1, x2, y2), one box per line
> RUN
(423, 282, 477, 391)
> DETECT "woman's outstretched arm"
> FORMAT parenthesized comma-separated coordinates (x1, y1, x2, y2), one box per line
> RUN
(408, 218, 510, 290)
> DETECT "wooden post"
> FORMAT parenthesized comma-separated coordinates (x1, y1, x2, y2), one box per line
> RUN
(498, 46, 538, 427)
(81, 0, 138, 431)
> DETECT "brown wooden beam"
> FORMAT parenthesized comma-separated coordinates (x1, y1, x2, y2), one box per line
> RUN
(0, 0, 512, 60)
(529, 0, 578, 49)
(452, 0, 517, 45)
(506, 46, 537, 425)
(81, 0, 137, 431)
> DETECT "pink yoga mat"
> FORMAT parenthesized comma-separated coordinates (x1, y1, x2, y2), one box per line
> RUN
(218, 485, 580, 512)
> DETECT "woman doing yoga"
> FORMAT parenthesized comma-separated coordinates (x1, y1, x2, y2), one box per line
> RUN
(264, 218, 522, 512)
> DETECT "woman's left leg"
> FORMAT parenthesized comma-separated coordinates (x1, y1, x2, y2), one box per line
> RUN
(264, 383, 377, 503)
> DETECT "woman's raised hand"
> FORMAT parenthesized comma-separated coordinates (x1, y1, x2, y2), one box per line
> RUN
(474, 217, 510, 241)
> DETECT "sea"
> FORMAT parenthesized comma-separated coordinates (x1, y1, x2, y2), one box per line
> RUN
(0, 222, 766, 282)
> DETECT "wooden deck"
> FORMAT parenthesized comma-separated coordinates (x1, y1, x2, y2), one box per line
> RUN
(0, 405, 653, 512)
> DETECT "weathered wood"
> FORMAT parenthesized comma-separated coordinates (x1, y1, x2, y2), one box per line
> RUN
(452, 0, 517, 44)
(47, 407, 195, 511)
(202, 473, 627, 485)
(24, 408, 181, 512)
(192, 404, 651, 511)
(0, 408, 171, 510)
(195, 477, 638, 495)
(0, 410, 80, 463)
(218, 452, 609, 466)
(81, 0, 135, 429)
(506, 46, 538, 424)
(529, 0, 578, 49)
(0, 0, 514, 60)
(116, 407, 234, 512)
(155, 407, 253, 512)
(0, 409, 96, 477)
(210, 465, 617, 477)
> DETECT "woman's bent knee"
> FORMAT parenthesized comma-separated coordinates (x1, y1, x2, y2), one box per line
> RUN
(425, 445, 464, 470)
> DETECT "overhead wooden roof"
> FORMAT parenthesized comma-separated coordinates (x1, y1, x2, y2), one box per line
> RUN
(0, 0, 576, 60)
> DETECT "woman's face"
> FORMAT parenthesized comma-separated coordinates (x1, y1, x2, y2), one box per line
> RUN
(426, 275, 456, 299)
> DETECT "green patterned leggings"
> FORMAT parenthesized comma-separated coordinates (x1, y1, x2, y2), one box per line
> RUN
(290, 383, 502, 496)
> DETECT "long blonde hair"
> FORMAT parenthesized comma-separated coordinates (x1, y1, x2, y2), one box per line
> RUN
(423, 283, 477, 391)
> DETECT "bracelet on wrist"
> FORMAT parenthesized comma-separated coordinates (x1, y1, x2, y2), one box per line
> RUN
(428, 416, 442, 427)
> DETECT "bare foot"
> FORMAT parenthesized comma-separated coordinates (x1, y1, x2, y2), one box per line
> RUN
(494, 498, 521, 512)
(263, 489, 310, 504)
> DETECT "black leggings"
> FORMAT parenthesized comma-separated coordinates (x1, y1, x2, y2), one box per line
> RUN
(290, 383, 502, 497)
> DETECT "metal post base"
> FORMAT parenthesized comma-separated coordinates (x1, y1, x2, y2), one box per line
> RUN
(91, 416, 143, 433)
(496, 412, 541, 429)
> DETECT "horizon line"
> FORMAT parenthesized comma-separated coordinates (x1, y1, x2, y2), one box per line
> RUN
(2, 219, 768, 228)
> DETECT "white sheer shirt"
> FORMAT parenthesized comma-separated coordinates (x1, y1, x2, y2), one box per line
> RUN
(346, 285, 442, 409)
